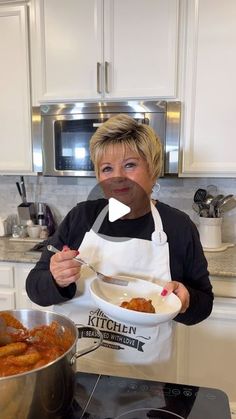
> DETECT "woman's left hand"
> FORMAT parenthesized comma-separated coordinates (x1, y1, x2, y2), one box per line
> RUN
(161, 281, 190, 313)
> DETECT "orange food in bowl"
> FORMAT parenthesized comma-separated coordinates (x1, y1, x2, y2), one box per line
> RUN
(120, 297, 155, 313)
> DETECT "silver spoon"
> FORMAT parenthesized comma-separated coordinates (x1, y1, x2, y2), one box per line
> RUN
(208, 194, 224, 217)
(216, 194, 235, 217)
(47, 245, 129, 286)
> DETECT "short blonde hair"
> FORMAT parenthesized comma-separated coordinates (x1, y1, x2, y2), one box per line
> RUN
(90, 114, 162, 179)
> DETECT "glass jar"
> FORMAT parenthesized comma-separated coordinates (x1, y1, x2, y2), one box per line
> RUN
(12, 225, 20, 238)
(39, 226, 49, 239)
(19, 225, 28, 238)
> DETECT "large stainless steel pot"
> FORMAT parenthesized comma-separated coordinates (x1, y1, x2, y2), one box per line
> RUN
(0, 309, 103, 419)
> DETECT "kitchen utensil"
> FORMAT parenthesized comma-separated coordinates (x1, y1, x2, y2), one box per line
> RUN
(217, 195, 236, 215)
(216, 194, 233, 208)
(203, 184, 218, 206)
(0, 315, 35, 346)
(0, 309, 102, 419)
(208, 203, 215, 218)
(206, 184, 218, 195)
(200, 208, 210, 218)
(204, 194, 214, 205)
(192, 202, 200, 214)
(193, 188, 207, 204)
(208, 194, 224, 217)
(211, 194, 224, 204)
(90, 276, 181, 327)
(47, 245, 129, 286)
(20, 176, 27, 204)
(193, 201, 210, 217)
(16, 181, 23, 202)
(198, 201, 210, 217)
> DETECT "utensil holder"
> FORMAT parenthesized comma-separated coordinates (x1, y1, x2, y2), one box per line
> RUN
(198, 217, 222, 249)
(17, 203, 36, 225)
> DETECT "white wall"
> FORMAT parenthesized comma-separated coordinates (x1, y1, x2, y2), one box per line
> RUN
(0, 175, 236, 243)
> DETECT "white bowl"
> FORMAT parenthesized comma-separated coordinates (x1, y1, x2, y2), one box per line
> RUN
(90, 276, 181, 327)
(27, 225, 41, 239)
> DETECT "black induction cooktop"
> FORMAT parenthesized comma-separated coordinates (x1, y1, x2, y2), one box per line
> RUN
(69, 372, 231, 419)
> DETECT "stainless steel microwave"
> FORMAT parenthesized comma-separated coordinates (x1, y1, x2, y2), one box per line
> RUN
(32, 101, 181, 177)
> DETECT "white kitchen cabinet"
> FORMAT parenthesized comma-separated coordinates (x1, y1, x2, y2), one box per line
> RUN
(176, 281, 236, 406)
(14, 263, 45, 310)
(179, 0, 236, 177)
(0, 290, 15, 310)
(30, 0, 179, 103)
(0, 264, 15, 309)
(0, 262, 48, 310)
(0, 3, 33, 174)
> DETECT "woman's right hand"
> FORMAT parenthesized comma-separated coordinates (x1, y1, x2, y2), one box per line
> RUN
(49, 246, 81, 288)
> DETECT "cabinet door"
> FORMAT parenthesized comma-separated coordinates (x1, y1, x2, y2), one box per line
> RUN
(15, 263, 53, 310)
(0, 264, 15, 309)
(31, 0, 103, 102)
(104, 0, 179, 98)
(180, 0, 236, 176)
(31, 0, 179, 102)
(0, 265, 14, 287)
(0, 4, 32, 173)
(176, 298, 236, 404)
(15, 263, 34, 309)
(0, 291, 15, 310)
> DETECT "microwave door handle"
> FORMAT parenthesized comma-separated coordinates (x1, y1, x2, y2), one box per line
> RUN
(97, 62, 102, 94)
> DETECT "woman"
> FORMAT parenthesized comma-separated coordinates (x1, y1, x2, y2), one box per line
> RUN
(26, 114, 213, 381)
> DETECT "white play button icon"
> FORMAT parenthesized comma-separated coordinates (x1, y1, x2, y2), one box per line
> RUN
(108, 197, 131, 222)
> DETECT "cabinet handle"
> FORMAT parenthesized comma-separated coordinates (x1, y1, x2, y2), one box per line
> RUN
(105, 61, 110, 93)
(97, 62, 102, 94)
(93, 122, 103, 127)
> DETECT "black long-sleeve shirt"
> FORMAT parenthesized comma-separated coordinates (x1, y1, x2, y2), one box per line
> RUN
(26, 199, 214, 325)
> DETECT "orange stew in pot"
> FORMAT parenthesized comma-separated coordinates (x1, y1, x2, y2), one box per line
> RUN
(0, 312, 74, 377)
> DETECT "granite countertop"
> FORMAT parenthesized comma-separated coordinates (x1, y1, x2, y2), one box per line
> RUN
(0, 236, 42, 264)
(0, 237, 236, 278)
(204, 245, 236, 278)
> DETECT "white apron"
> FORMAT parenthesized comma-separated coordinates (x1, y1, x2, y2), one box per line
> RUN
(54, 202, 178, 382)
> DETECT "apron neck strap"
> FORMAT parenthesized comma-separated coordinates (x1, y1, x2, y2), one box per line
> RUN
(150, 201, 164, 231)
(151, 202, 168, 245)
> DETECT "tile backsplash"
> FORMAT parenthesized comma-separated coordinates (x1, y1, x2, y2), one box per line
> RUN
(1, 175, 236, 243)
